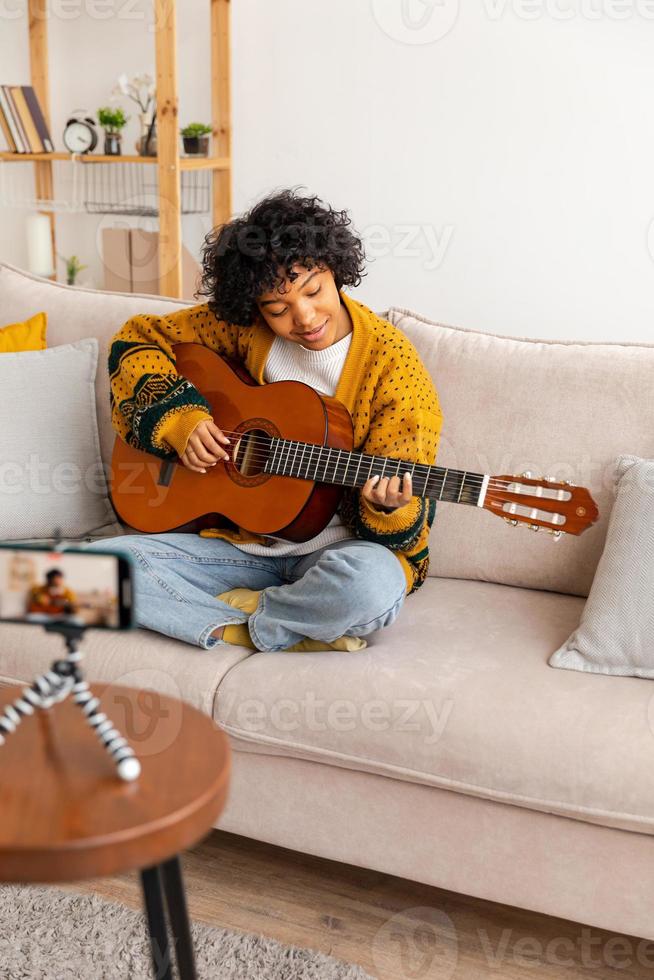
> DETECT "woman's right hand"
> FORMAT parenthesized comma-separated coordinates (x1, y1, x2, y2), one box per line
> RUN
(179, 418, 231, 473)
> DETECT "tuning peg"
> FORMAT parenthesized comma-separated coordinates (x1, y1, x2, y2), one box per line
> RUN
(529, 524, 540, 532)
(549, 529, 563, 541)
(544, 475, 556, 482)
(520, 471, 533, 478)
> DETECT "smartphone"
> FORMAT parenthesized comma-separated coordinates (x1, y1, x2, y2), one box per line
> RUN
(0, 544, 134, 630)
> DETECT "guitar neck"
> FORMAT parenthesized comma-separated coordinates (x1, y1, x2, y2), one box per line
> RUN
(264, 437, 489, 506)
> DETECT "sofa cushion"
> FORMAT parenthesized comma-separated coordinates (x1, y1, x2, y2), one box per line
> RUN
(0, 617, 252, 718)
(386, 306, 654, 597)
(0, 310, 46, 351)
(214, 577, 654, 836)
(550, 454, 654, 677)
(0, 263, 189, 469)
(0, 338, 121, 540)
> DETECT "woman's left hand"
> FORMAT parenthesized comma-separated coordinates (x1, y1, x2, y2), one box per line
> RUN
(361, 472, 413, 512)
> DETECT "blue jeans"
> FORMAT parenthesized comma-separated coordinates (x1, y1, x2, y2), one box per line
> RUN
(83, 533, 407, 652)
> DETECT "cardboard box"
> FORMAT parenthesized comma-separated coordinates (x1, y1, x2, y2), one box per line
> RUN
(102, 227, 201, 300)
(102, 226, 133, 294)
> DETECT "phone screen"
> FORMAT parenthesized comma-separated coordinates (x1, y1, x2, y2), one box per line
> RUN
(0, 545, 133, 630)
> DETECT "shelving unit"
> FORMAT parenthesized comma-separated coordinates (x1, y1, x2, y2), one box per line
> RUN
(3, 0, 232, 298)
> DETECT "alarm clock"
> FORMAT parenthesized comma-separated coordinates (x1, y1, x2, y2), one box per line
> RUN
(63, 111, 98, 154)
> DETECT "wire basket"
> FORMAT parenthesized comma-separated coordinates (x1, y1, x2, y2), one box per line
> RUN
(0, 158, 83, 212)
(0, 157, 211, 216)
(83, 162, 211, 216)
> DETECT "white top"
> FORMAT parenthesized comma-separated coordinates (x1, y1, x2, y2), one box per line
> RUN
(230, 330, 356, 557)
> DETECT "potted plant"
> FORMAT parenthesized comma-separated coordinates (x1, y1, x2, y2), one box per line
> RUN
(180, 122, 212, 157)
(97, 106, 129, 155)
(57, 253, 87, 286)
(112, 73, 156, 156)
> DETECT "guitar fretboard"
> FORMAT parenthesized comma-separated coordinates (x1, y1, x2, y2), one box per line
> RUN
(263, 437, 486, 506)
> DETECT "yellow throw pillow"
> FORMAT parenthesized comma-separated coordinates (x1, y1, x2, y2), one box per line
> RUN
(0, 311, 47, 352)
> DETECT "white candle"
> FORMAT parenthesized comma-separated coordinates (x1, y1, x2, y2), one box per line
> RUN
(26, 213, 55, 277)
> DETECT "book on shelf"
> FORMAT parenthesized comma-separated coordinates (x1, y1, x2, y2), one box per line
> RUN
(18, 87, 54, 152)
(0, 87, 22, 151)
(0, 92, 15, 152)
(11, 88, 42, 151)
(0, 84, 54, 153)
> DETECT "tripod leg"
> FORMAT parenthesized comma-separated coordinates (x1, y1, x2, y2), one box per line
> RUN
(71, 679, 141, 781)
(140, 865, 174, 980)
(0, 671, 71, 745)
(160, 855, 198, 980)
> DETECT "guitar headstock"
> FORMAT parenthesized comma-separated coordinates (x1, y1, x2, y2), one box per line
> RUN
(482, 472, 599, 539)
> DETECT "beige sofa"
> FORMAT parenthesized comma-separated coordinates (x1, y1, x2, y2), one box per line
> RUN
(2, 260, 654, 941)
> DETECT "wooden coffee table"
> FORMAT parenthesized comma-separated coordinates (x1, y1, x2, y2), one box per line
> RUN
(0, 681, 231, 980)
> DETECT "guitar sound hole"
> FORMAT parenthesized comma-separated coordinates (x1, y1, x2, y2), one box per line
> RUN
(233, 428, 272, 477)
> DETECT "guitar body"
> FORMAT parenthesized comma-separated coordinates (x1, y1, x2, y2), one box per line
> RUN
(110, 344, 354, 540)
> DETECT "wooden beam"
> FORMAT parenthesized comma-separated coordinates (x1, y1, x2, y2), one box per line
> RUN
(154, 0, 182, 298)
(28, 0, 56, 279)
(211, 0, 232, 229)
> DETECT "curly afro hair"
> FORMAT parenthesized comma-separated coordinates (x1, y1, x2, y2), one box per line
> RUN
(196, 187, 367, 326)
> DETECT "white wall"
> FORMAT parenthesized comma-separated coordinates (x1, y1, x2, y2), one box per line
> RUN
(1, 0, 654, 341)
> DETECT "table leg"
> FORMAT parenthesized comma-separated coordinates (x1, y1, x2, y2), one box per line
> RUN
(140, 865, 174, 980)
(160, 855, 198, 980)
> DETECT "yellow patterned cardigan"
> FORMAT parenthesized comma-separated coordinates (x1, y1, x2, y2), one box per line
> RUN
(108, 290, 443, 596)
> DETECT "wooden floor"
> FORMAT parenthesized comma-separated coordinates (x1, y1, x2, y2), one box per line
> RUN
(58, 828, 654, 980)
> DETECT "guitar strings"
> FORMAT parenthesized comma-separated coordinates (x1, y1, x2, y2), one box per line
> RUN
(186, 430, 556, 492)
(176, 428, 571, 496)
(183, 428, 485, 484)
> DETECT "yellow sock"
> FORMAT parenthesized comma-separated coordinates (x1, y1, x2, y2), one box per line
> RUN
(217, 588, 262, 615)
(216, 588, 367, 652)
(284, 635, 367, 653)
(221, 623, 257, 650)
(215, 589, 260, 649)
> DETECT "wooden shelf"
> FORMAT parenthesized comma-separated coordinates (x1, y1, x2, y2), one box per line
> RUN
(15, 0, 231, 298)
(0, 151, 229, 171)
(179, 155, 230, 171)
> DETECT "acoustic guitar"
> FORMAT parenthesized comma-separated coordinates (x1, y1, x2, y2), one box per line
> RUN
(110, 344, 599, 541)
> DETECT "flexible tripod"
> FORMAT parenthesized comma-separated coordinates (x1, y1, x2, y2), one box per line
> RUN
(0, 621, 141, 781)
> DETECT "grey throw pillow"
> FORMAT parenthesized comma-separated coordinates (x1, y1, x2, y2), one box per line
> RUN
(549, 454, 654, 677)
(0, 338, 122, 541)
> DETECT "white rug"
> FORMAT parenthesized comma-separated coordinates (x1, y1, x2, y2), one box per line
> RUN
(0, 883, 374, 979)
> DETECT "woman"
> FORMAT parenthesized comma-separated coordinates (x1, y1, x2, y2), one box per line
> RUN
(25, 568, 83, 626)
(89, 188, 443, 652)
